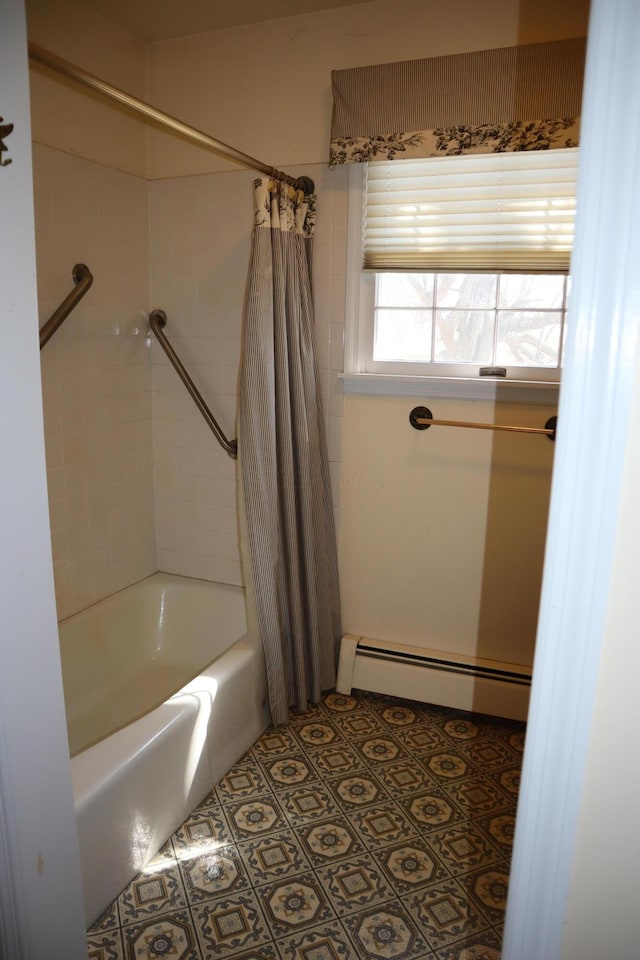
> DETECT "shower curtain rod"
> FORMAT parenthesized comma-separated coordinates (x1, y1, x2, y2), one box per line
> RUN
(27, 42, 315, 195)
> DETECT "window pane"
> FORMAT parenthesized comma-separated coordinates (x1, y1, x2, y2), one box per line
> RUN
(377, 273, 434, 307)
(374, 308, 432, 361)
(434, 310, 494, 363)
(369, 270, 567, 377)
(496, 311, 561, 366)
(498, 274, 565, 309)
(436, 273, 497, 309)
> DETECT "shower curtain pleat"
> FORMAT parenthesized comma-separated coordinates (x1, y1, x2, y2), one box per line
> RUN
(238, 178, 341, 727)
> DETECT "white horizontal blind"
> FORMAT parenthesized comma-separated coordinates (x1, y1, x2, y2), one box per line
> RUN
(364, 149, 578, 272)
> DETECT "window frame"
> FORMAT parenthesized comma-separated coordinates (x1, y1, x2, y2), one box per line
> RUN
(343, 163, 563, 404)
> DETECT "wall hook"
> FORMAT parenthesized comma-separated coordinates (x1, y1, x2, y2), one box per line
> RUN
(0, 117, 14, 167)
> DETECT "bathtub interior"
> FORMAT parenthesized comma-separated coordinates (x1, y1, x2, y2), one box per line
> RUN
(59, 573, 249, 756)
(61, 573, 269, 926)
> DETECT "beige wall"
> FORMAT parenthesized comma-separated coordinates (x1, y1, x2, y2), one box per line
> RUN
(148, 161, 348, 584)
(26, 0, 147, 176)
(24, 2, 640, 954)
(27, 0, 587, 652)
(341, 395, 555, 663)
(145, 0, 590, 179)
(25, 0, 590, 183)
(29, 0, 156, 618)
(34, 144, 155, 619)
(142, 0, 584, 668)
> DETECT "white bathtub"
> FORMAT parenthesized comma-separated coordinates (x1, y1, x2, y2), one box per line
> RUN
(58, 572, 268, 927)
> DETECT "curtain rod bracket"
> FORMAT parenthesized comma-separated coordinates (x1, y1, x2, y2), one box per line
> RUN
(409, 405, 433, 431)
(295, 176, 316, 195)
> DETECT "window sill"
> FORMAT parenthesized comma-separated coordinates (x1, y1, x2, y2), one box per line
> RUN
(340, 373, 560, 405)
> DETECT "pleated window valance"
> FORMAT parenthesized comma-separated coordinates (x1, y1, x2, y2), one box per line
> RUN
(330, 37, 586, 166)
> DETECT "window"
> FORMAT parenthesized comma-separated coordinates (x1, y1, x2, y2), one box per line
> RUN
(345, 150, 578, 393)
(371, 271, 569, 380)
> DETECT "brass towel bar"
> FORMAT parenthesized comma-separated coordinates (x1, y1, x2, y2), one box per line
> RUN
(39, 263, 93, 350)
(149, 310, 238, 459)
(409, 405, 557, 440)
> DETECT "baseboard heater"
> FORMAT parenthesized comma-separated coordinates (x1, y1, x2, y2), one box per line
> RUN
(336, 635, 531, 722)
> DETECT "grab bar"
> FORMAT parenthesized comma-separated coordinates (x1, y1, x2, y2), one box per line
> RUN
(149, 309, 238, 459)
(39, 263, 93, 350)
(409, 405, 557, 440)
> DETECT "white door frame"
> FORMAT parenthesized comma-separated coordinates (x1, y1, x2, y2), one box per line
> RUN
(503, 1, 640, 956)
(0, 1, 87, 956)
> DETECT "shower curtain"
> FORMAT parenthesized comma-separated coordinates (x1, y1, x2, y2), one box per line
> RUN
(238, 177, 341, 727)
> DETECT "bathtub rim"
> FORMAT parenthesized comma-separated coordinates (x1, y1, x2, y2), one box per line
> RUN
(67, 572, 269, 926)
(59, 570, 248, 757)
(57, 568, 244, 627)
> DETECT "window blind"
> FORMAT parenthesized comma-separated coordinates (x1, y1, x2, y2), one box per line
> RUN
(364, 148, 578, 272)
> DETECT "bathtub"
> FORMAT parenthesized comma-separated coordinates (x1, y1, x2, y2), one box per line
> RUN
(58, 572, 269, 927)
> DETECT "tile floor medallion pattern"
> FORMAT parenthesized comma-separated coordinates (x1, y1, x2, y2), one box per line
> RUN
(87, 692, 524, 959)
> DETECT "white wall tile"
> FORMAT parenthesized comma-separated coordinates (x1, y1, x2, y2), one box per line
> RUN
(148, 162, 345, 581)
(35, 145, 345, 608)
(34, 144, 156, 620)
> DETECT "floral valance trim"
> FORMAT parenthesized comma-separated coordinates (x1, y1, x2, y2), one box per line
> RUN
(253, 177, 317, 237)
(329, 117, 580, 166)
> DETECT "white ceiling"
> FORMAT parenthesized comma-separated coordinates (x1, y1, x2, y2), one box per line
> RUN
(83, 0, 375, 42)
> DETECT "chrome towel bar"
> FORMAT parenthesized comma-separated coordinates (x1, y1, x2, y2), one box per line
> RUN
(409, 405, 557, 440)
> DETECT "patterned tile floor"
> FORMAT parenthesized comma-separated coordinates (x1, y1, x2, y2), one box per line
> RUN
(87, 691, 525, 960)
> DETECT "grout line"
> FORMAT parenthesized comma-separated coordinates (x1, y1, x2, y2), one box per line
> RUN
(88, 691, 524, 958)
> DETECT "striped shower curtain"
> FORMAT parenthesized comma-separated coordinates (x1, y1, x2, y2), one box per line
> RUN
(238, 178, 341, 727)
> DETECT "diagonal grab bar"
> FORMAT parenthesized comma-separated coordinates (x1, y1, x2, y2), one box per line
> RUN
(39, 263, 93, 350)
(149, 309, 238, 459)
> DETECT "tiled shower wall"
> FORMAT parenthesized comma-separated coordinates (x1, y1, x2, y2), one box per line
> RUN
(148, 162, 348, 586)
(35, 143, 348, 616)
(148, 169, 251, 584)
(35, 144, 156, 620)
